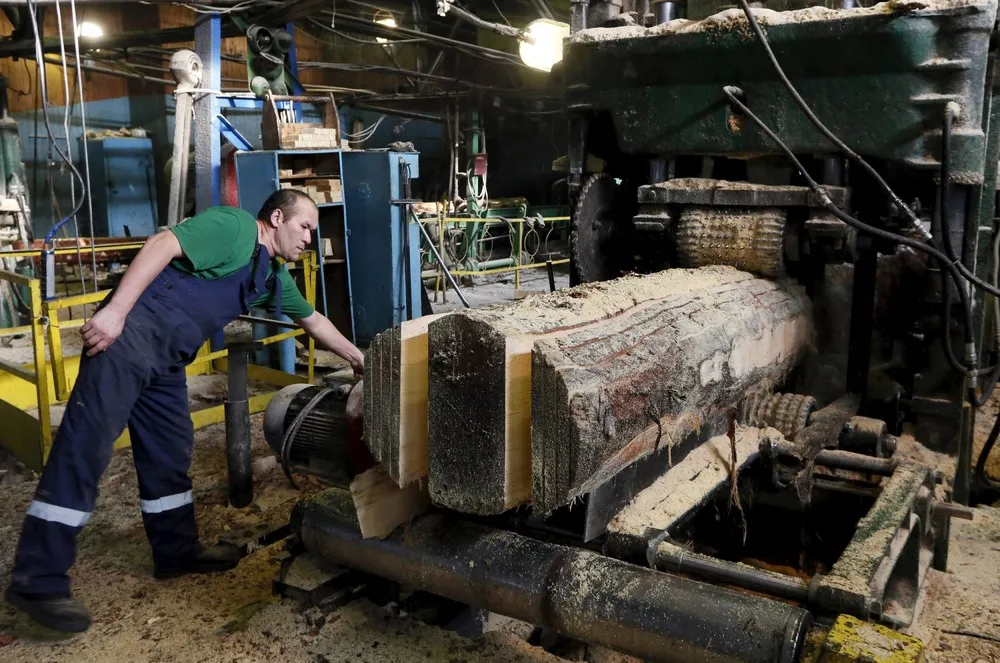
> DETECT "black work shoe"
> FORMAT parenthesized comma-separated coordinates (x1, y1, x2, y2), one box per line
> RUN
(4, 587, 92, 633)
(153, 543, 243, 580)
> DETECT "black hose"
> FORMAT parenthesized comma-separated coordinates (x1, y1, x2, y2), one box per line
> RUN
(723, 88, 982, 382)
(734, 0, 1000, 302)
(939, 109, 1000, 405)
(938, 109, 982, 381)
(976, 405, 1000, 486)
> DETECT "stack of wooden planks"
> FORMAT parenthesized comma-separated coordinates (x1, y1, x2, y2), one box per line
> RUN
(363, 265, 813, 520)
(280, 178, 343, 206)
(276, 124, 341, 150)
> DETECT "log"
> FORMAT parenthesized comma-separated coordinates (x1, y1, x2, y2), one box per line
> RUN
(364, 313, 448, 487)
(531, 273, 812, 515)
(426, 266, 764, 515)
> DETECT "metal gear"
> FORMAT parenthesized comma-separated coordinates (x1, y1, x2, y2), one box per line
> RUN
(571, 173, 628, 284)
(740, 392, 816, 440)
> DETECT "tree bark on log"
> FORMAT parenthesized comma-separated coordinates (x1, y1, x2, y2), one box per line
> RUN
(531, 272, 812, 516)
(426, 266, 788, 515)
(364, 313, 448, 487)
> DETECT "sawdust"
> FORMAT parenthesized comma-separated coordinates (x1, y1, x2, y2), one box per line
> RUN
(569, 0, 990, 43)
(895, 425, 957, 485)
(456, 264, 750, 337)
(0, 415, 566, 663)
(656, 178, 785, 191)
(906, 507, 1000, 661)
(820, 463, 928, 595)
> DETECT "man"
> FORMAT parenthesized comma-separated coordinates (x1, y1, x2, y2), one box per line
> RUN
(5, 189, 364, 633)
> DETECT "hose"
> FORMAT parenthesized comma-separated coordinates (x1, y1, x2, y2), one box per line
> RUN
(722, 88, 978, 382)
(937, 108, 985, 387)
(976, 404, 1000, 487)
(734, 0, 1000, 302)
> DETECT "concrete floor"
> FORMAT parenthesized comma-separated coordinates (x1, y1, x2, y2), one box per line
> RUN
(0, 269, 998, 662)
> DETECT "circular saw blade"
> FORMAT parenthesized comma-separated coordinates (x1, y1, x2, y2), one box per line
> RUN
(571, 173, 630, 284)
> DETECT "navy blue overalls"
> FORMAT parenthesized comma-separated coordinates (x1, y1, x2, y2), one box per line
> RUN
(10, 242, 281, 597)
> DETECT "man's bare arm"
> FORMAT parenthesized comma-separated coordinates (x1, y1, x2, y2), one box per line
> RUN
(296, 311, 365, 375)
(80, 232, 183, 356)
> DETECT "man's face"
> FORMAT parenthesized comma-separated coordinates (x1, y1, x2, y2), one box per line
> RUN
(271, 200, 318, 261)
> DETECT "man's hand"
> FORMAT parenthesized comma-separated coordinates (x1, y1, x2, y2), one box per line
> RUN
(348, 348, 365, 377)
(80, 304, 127, 356)
(297, 311, 365, 377)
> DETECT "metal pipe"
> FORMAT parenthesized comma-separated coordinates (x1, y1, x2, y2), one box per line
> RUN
(570, 0, 590, 33)
(39, 55, 174, 86)
(324, 12, 525, 66)
(413, 212, 470, 308)
(295, 490, 813, 663)
(225, 342, 259, 508)
(773, 441, 897, 476)
(653, 544, 811, 603)
(654, 1, 678, 24)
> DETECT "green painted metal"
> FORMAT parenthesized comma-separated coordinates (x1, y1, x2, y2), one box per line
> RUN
(564, 3, 996, 181)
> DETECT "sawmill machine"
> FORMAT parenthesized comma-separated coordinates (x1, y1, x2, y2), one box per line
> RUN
(259, 2, 1000, 662)
(562, 0, 1000, 505)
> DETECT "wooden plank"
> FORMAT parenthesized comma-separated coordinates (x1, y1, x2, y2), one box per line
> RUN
(350, 464, 429, 539)
(426, 266, 775, 515)
(605, 426, 775, 554)
(365, 314, 448, 486)
(531, 274, 812, 515)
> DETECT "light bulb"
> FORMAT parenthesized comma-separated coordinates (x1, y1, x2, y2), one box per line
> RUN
(519, 19, 569, 72)
(77, 21, 104, 39)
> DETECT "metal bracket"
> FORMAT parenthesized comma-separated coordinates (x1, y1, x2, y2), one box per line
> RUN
(216, 114, 254, 151)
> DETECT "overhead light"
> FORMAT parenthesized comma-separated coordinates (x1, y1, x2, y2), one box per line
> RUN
(519, 19, 569, 72)
(77, 21, 104, 39)
(374, 10, 397, 43)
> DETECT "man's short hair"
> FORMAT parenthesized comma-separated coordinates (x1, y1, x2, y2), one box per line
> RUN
(257, 189, 316, 221)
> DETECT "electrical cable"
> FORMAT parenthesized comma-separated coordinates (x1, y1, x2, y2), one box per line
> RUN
(305, 17, 425, 45)
(54, 0, 87, 296)
(25, 0, 87, 246)
(70, 0, 98, 294)
(176, 0, 266, 14)
(491, 0, 512, 26)
(722, 87, 978, 383)
(735, 0, 1000, 301)
(940, 108, 1000, 406)
(340, 115, 386, 142)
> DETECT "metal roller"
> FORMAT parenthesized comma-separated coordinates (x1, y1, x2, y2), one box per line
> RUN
(741, 392, 817, 440)
(294, 488, 813, 663)
(677, 206, 786, 278)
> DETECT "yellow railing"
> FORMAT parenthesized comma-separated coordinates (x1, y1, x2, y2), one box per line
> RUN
(0, 243, 320, 471)
(423, 215, 570, 299)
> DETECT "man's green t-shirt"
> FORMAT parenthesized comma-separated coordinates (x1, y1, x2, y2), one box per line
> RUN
(168, 206, 315, 320)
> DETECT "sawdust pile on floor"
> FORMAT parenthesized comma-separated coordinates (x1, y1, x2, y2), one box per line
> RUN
(0, 416, 562, 663)
(907, 506, 1000, 662)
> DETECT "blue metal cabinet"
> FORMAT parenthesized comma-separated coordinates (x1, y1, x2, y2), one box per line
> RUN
(341, 150, 422, 346)
(82, 137, 158, 237)
(234, 149, 355, 365)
